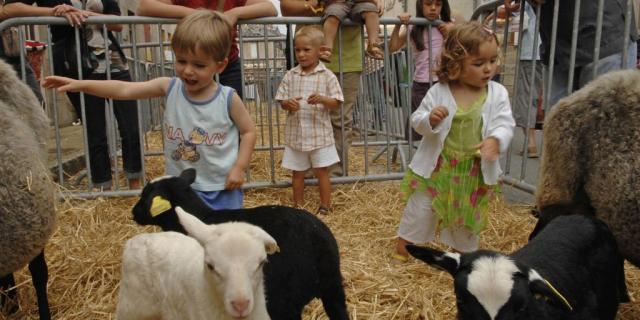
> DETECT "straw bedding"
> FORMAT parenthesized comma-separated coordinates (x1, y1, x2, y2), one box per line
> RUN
(3, 140, 640, 319)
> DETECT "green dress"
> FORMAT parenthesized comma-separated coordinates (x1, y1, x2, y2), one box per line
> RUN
(400, 93, 497, 235)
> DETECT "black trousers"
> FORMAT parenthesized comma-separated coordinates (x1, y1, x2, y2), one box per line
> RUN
(66, 70, 142, 186)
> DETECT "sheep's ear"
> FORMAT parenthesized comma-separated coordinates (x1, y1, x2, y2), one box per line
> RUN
(150, 196, 172, 217)
(249, 227, 279, 255)
(179, 169, 197, 185)
(528, 269, 573, 312)
(176, 206, 215, 245)
(406, 245, 460, 276)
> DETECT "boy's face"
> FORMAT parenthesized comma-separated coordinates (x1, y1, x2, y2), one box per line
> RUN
(174, 47, 227, 97)
(294, 36, 321, 71)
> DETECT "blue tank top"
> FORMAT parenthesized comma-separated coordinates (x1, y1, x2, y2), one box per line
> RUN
(163, 78, 239, 191)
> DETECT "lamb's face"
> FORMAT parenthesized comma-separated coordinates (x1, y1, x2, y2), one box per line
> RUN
(407, 245, 572, 320)
(176, 207, 279, 318)
(201, 225, 271, 318)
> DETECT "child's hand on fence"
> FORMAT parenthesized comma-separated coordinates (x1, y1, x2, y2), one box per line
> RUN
(475, 137, 500, 162)
(281, 97, 302, 112)
(398, 13, 411, 25)
(225, 166, 245, 190)
(43, 76, 81, 93)
(429, 106, 449, 128)
(307, 93, 325, 105)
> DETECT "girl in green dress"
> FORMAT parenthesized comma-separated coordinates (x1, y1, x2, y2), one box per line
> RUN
(394, 22, 515, 261)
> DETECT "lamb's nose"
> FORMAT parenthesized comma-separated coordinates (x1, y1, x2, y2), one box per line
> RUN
(232, 298, 250, 314)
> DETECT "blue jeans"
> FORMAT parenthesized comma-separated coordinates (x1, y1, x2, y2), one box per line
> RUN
(548, 42, 638, 108)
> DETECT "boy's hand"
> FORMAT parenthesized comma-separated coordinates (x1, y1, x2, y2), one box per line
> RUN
(282, 97, 302, 112)
(375, 0, 384, 15)
(225, 166, 245, 190)
(398, 13, 411, 25)
(475, 137, 500, 162)
(429, 106, 449, 128)
(307, 93, 325, 105)
(43, 76, 81, 92)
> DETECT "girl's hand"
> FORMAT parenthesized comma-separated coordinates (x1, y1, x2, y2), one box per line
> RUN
(437, 22, 454, 35)
(225, 166, 245, 190)
(282, 97, 302, 112)
(398, 13, 411, 25)
(307, 93, 324, 105)
(43, 76, 81, 92)
(475, 137, 500, 162)
(429, 106, 449, 128)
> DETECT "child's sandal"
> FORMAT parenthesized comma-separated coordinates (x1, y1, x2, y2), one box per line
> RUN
(316, 205, 331, 215)
(390, 253, 409, 264)
(365, 41, 384, 60)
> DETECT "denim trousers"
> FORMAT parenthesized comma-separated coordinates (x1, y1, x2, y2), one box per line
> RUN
(66, 70, 142, 187)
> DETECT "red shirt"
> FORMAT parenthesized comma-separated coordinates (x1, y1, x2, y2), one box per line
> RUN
(173, 0, 247, 62)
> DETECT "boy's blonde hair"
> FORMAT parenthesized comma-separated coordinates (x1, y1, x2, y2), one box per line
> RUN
(171, 10, 232, 62)
(436, 21, 500, 83)
(294, 25, 325, 46)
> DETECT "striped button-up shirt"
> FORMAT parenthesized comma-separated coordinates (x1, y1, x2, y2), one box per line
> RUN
(275, 62, 344, 151)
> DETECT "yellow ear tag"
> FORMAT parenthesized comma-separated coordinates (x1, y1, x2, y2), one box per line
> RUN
(150, 196, 172, 217)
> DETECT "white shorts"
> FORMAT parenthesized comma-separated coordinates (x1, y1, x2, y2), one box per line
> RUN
(282, 145, 340, 171)
(397, 191, 479, 253)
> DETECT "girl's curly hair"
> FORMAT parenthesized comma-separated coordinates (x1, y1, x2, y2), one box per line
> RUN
(435, 21, 500, 83)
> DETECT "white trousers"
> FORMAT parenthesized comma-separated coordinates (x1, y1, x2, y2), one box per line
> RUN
(397, 191, 479, 252)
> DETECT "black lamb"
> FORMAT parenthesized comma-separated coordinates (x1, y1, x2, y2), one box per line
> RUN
(131, 168, 349, 320)
(408, 214, 627, 320)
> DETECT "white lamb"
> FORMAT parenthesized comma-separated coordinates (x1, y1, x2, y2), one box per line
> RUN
(116, 207, 278, 320)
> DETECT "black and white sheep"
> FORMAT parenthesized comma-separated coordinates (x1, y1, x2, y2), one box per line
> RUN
(407, 214, 626, 320)
(117, 207, 277, 319)
(131, 168, 349, 320)
(534, 69, 640, 267)
(0, 59, 55, 319)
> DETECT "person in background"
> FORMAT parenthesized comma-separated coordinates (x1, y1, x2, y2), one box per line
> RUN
(512, 1, 543, 158)
(505, 0, 638, 107)
(393, 22, 515, 261)
(44, 11, 257, 209)
(5, 0, 143, 190)
(136, 0, 277, 98)
(389, 0, 454, 144)
(275, 26, 343, 214)
(0, 0, 47, 106)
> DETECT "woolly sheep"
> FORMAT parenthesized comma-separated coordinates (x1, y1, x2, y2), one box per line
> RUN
(131, 168, 349, 320)
(408, 214, 626, 319)
(534, 69, 640, 267)
(0, 59, 55, 320)
(116, 207, 278, 320)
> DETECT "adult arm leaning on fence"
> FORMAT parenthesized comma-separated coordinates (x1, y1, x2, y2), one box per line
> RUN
(136, 0, 277, 26)
(3, 1, 91, 27)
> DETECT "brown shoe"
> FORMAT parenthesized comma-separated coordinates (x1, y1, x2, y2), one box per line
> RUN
(517, 146, 539, 158)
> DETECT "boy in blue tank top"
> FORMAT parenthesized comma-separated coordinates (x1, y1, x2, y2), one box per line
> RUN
(43, 11, 257, 209)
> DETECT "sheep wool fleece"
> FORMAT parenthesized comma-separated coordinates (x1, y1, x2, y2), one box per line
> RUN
(0, 59, 56, 276)
(537, 69, 640, 266)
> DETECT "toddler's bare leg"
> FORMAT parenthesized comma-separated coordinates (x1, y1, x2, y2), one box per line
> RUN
(322, 16, 341, 61)
(313, 167, 332, 209)
(362, 11, 379, 45)
(292, 170, 306, 207)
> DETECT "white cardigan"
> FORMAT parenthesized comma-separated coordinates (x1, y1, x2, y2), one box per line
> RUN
(409, 81, 515, 185)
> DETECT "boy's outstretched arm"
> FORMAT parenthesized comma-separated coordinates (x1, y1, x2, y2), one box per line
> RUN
(43, 76, 172, 100)
(225, 93, 257, 190)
